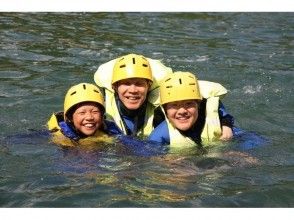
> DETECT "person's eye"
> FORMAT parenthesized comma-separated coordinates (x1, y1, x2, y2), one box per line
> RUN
(136, 81, 147, 87)
(186, 102, 194, 107)
(135, 82, 144, 87)
(124, 82, 131, 86)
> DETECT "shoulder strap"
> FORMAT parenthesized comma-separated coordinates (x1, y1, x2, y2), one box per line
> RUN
(198, 80, 227, 99)
(197, 80, 227, 142)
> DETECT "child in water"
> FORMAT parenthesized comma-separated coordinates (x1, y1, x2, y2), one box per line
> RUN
(148, 71, 234, 151)
(47, 83, 122, 148)
(48, 82, 166, 156)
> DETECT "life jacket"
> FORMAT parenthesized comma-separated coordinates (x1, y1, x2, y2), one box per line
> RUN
(166, 80, 228, 149)
(47, 112, 116, 148)
(94, 57, 173, 137)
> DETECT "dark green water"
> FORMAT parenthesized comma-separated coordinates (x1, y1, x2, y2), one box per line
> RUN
(0, 12, 293, 207)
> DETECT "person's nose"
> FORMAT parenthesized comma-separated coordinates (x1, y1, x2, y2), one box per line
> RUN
(85, 112, 94, 120)
(128, 84, 138, 93)
(177, 106, 188, 114)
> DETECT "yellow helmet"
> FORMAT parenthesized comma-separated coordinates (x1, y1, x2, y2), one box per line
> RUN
(112, 53, 153, 85)
(64, 83, 105, 119)
(160, 71, 202, 105)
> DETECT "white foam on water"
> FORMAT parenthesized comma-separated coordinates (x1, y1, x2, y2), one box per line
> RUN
(243, 85, 262, 94)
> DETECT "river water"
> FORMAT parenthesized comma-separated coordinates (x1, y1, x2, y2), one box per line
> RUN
(0, 12, 293, 207)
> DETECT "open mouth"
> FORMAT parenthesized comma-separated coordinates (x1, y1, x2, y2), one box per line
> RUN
(125, 96, 141, 103)
(176, 115, 190, 121)
(126, 96, 140, 100)
(83, 123, 96, 129)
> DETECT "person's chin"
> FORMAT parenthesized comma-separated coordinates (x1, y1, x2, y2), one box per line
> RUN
(81, 128, 96, 136)
(124, 102, 141, 110)
(175, 122, 192, 131)
(82, 132, 92, 136)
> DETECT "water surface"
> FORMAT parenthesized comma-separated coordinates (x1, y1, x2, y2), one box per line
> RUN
(0, 12, 293, 207)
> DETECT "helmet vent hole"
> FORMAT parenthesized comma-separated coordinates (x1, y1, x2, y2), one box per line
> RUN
(83, 84, 86, 90)
(189, 83, 195, 85)
(166, 86, 172, 88)
(179, 79, 182, 84)
(142, 64, 148, 67)
(70, 91, 76, 96)
(132, 58, 135, 64)
(120, 64, 126, 68)
(93, 89, 99, 94)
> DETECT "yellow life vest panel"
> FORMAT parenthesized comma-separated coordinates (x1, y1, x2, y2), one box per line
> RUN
(167, 118, 198, 153)
(47, 113, 114, 148)
(94, 57, 173, 137)
(166, 80, 228, 148)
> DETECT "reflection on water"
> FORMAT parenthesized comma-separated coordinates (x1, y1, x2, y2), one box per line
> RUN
(0, 12, 293, 207)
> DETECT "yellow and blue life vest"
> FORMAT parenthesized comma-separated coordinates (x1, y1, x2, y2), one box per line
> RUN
(47, 112, 119, 148)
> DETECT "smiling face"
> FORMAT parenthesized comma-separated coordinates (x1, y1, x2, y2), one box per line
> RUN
(115, 78, 149, 110)
(165, 100, 199, 131)
(72, 102, 103, 136)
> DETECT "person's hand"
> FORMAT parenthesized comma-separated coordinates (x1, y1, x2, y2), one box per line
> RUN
(219, 126, 233, 141)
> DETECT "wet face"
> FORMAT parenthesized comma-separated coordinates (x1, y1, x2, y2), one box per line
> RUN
(165, 100, 199, 131)
(115, 78, 149, 110)
(72, 102, 103, 136)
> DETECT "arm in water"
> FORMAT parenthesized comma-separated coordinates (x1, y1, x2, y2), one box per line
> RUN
(105, 119, 168, 157)
(232, 127, 269, 150)
(4, 128, 167, 157)
(115, 135, 168, 157)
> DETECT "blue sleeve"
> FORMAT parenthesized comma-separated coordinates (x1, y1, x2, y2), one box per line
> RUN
(116, 135, 168, 157)
(148, 120, 170, 145)
(233, 127, 269, 150)
(219, 101, 229, 117)
(104, 120, 123, 135)
(219, 101, 234, 127)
